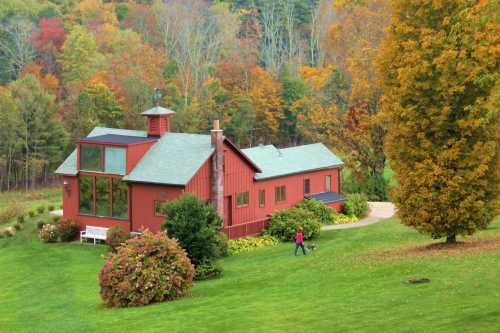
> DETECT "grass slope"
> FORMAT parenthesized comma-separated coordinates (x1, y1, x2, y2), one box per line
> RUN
(0, 214, 499, 333)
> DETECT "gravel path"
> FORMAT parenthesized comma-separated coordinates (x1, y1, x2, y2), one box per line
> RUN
(322, 202, 396, 231)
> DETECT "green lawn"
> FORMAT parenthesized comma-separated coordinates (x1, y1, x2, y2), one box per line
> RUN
(0, 211, 499, 332)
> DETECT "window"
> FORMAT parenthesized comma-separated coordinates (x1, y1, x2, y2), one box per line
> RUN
(80, 145, 102, 172)
(105, 147, 126, 175)
(79, 176, 94, 215)
(80, 145, 126, 175)
(325, 175, 331, 192)
(304, 179, 310, 194)
(154, 200, 166, 216)
(236, 192, 249, 207)
(112, 179, 128, 219)
(275, 185, 286, 203)
(95, 177, 110, 216)
(79, 176, 128, 219)
(259, 190, 265, 208)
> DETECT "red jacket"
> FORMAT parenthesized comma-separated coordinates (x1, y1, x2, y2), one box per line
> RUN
(295, 231, 304, 244)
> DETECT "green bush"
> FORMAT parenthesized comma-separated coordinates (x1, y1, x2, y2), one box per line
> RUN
(296, 199, 334, 224)
(161, 193, 228, 267)
(39, 224, 60, 243)
(13, 223, 22, 231)
(0, 204, 24, 225)
(228, 235, 279, 255)
(330, 213, 358, 224)
(341, 172, 389, 201)
(99, 230, 195, 308)
(265, 207, 321, 241)
(58, 218, 79, 242)
(106, 225, 130, 251)
(17, 215, 25, 224)
(28, 211, 36, 218)
(194, 260, 223, 281)
(48, 205, 55, 212)
(343, 193, 369, 218)
(36, 206, 45, 214)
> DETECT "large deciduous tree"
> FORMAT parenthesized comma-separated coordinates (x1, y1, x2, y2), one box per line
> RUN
(378, 0, 499, 243)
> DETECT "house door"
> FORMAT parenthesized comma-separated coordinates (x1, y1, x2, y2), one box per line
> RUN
(224, 196, 233, 227)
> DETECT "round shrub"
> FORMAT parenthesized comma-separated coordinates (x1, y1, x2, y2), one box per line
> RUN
(13, 223, 22, 231)
(99, 230, 195, 308)
(52, 216, 61, 223)
(58, 218, 79, 242)
(343, 193, 369, 218)
(17, 215, 25, 224)
(39, 224, 60, 243)
(28, 211, 36, 218)
(48, 205, 55, 212)
(265, 207, 321, 241)
(106, 225, 130, 251)
(296, 199, 334, 224)
(36, 206, 45, 214)
(161, 193, 228, 266)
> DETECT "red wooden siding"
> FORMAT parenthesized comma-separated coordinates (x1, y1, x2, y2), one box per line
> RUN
(185, 158, 211, 201)
(126, 141, 156, 173)
(130, 183, 184, 232)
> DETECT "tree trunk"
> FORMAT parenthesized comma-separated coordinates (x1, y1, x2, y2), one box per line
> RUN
(446, 234, 456, 244)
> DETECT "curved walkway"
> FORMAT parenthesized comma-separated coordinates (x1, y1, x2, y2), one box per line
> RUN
(322, 202, 396, 231)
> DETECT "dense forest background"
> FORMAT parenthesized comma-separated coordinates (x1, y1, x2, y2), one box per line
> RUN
(0, 0, 389, 195)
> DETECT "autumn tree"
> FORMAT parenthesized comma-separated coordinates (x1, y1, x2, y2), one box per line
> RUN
(378, 0, 499, 243)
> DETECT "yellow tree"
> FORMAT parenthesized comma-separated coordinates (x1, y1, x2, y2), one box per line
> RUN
(378, 0, 499, 243)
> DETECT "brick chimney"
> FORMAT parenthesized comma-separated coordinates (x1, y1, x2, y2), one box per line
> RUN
(211, 120, 224, 220)
(141, 106, 175, 137)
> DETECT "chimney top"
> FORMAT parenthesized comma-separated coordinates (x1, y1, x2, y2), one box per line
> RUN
(213, 119, 220, 131)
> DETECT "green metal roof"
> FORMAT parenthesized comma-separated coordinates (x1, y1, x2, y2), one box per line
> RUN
(123, 133, 214, 186)
(141, 106, 175, 116)
(54, 127, 147, 175)
(242, 143, 343, 180)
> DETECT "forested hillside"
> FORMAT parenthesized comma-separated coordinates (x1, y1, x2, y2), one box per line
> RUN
(0, 0, 390, 193)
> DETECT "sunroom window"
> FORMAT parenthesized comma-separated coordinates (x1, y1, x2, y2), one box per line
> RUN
(80, 145, 102, 172)
(79, 176, 128, 219)
(104, 147, 126, 175)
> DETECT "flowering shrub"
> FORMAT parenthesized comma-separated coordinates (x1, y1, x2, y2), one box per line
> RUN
(99, 230, 195, 308)
(228, 235, 279, 255)
(106, 225, 130, 251)
(265, 207, 321, 241)
(39, 224, 60, 243)
(58, 219, 79, 242)
(296, 199, 335, 224)
(330, 213, 358, 224)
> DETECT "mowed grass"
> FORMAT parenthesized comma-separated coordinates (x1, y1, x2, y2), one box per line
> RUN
(0, 212, 499, 333)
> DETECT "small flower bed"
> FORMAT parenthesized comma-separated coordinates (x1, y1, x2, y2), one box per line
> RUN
(38, 218, 79, 243)
(228, 235, 279, 255)
(330, 213, 358, 224)
(39, 224, 60, 243)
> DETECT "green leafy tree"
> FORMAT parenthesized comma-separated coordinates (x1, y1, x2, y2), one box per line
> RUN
(58, 25, 104, 91)
(378, 0, 499, 243)
(69, 81, 124, 140)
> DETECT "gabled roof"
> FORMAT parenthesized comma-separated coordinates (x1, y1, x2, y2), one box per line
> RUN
(122, 133, 214, 186)
(55, 127, 147, 175)
(242, 143, 343, 180)
(141, 106, 175, 116)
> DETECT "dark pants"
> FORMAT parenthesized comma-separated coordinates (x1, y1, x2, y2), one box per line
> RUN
(294, 242, 306, 256)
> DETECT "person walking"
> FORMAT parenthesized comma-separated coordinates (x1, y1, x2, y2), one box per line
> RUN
(294, 227, 306, 256)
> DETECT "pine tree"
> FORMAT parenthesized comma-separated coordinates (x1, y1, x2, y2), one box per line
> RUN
(378, 0, 499, 243)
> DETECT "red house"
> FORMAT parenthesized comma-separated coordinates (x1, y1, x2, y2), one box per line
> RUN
(55, 106, 344, 239)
